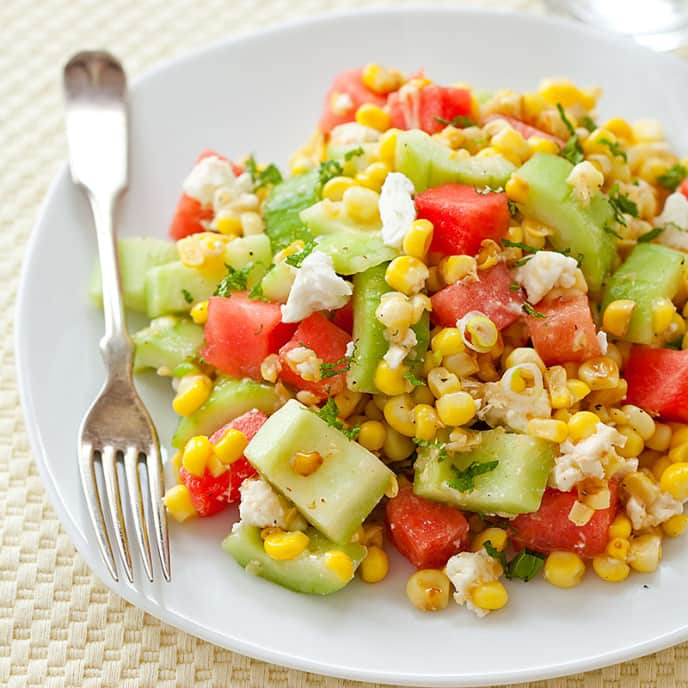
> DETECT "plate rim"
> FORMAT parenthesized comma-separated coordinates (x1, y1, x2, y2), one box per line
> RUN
(15, 6, 688, 686)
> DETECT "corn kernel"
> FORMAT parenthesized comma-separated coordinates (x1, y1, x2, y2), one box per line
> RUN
(443, 351, 480, 377)
(633, 118, 664, 142)
(401, 218, 433, 258)
(609, 514, 632, 540)
(322, 175, 354, 201)
(359, 545, 389, 583)
(385, 256, 429, 295)
(182, 435, 213, 477)
(476, 239, 501, 270)
(426, 266, 443, 293)
(432, 328, 465, 356)
(603, 118, 634, 142)
(621, 404, 656, 441)
(435, 391, 476, 427)
(527, 418, 569, 443)
(662, 514, 688, 537)
(647, 423, 672, 452)
(378, 128, 399, 167)
(471, 527, 508, 553)
(659, 462, 688, 500)
(375, 361, 411, 396)
(427, 367, 462, 398)
(458, 313, 498, 353)
(342, 186, 380, 224)
(172, 375, 213, 417)
(382, 426, 416, 461)
(375, 292, 415, 330)
(522, 92, 549, 119)
(470, 581, 509, 611)
(652, 455, 673, 481)
(356, 162, 390, 193)
(413, 384, 435, 406)
(528, 135, 560, 156)
(602, 300, 636, 337)
(616, 426, 645, 459)
(362, 63, 403, 94)
(215, 216, 242, 236)
(491, 126, 530, 165)
(260, 353, 282, 384)
(505, 347, 546, 372)
(163, 484, 196, 522)
(577, 356, 620, 391)
(212, 427, 249, 465)
(289, 451, 324, 477)
(406, 569, 451, 611)
(439, 254, 477, 285)
(623, 471, 658, 503)
(334, 390, 362, 419)
(669, 443, 688, 463)
(325, 550, 355, 580)
(567, 411, 600, 442)
(355, 103, 391, 132)
(505, 175, 529, 204)
(358, 420, 386, 451)
(171, 451, 183, 484)
(671, 427, 688, 448)
(652, 297, 676, 335)
(190, 300, 209, 324)
(606, 537, 630, 561)
(539, 78, 597, 110)
(543, 551, 586, 588)
(629, 534, 662, 573)
(592, 556, 631, 582)
(264, 531, 310, 561)
(383, 395, 416, 437)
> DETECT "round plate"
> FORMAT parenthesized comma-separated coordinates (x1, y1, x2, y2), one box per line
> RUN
(16, 8, 688, 687)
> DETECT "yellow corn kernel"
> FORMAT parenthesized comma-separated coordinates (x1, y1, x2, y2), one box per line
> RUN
(274, 239, 305, 263)
(505, 347, 546, 372)
(522, 92, 549, 119)
(476, 239, 502, 271)
(334, 390, 362, 419)
(623, 471, 658, 503)
(385, 256, 429, 295)
(439, 254, 478, 285)
(355, 103, 391, 132)
(662, 514, 688, 537)
(403, 219, 434, 258)
(342, 185, 380, 224)
(382, 425, 416, 461)
(359, 545, 389, 583)
(435, 391, 476, 427)
(362, 63, 403, 94)
(378, 128, 400, 167)
(585, 379, 628, 407)
(375, 293, 415, 330)
(383, 395, 416, 437)
(163, 484, 197, 522)
(543, 551, 586, 588)
(190, 300, 209, 324)
(652, 455, 673, 481)
(528, 135, 560, 156)
(470, 581, 509, 611)
(212, 427, 249, 465)
(322, 175, 354, 201)
(289, 451, 324, 477)
(608, 515, 632, 541)
(459, 313, 498, 353)
(182, 435, 213, 477)
(647, 423, 672, 452)
(567, 411, 600, 442)
(491, 126, 530, 165)
(356, 162, 390, 193)
(629, 534, 663, 573)
(671, 427, 688, 448)
(413, 404, 441, 442)
(426, 266, 443, 293)
(471, 527, 508, 553)
(539, 78, 597, 110)
(505, 175, 529, 204)
(264, 531, 310, 561)
(577, 356, 620, 391)
(413, 384, 435, 406)
(375, 361, 411, 396)
(427, 367, 462, 398)
(592, 556, 631, 582)
(582, 127, 619, 157)
(603, 118, 634, 142)
(432, 327, 465, 356)
(659, 462, 688, 500)
(260, 353, 281, 384)
(214, 215, 241, 236)
(406, 569, 451, 611)
(171, 451, 183, 485)
(652, 298, 676, 335)
(358, 420, 386, 451)
(606, 537, 631, 561)
(546, 366, 571, 409)
(409, 294, 432, 323)
(325, 550, 355, 580)
(669, 443, 688, 463)
(553, 408, 571, 422)
(616, 426, 644, 459)
(172, 375, 213, 417)
(621, 404, 656, 441)
(527, 418, 569, 443)
(602, 299, 636, 337)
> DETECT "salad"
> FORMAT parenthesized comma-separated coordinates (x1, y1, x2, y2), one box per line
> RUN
(90, 64, 688, 617)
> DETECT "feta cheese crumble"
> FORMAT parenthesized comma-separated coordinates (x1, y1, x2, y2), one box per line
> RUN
(329, 122, 381, 146)
(183, 156, 237, 207)
(445, 550, 502, 617)
(513, 250, 581, 305)
(281, 250, 353, 323)
(238, 478, 293, 529)
(383, 328, 417, 369)
(656, 191, 688, 251)
(379, 172, 416, 248)
(566, 160, 604, 207)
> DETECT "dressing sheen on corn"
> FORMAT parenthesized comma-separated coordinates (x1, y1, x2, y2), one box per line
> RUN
(91, 64, 688, 613)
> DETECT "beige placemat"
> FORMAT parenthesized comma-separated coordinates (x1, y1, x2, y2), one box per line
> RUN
(2, 1, 687, 686)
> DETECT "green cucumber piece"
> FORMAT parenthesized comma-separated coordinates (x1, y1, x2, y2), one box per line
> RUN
(513, 153, 616, 293)
(261, 262, 296, 303)
(414, 428, 556, 515)
(172, 376, 282, 448)
(244, 399, 395, 544)
(223, 524, 366, 595)
(144, 261, 221, 318)
(326, 142, 378, 176)
(395, 130, 515, 193)
(132, 317, 204, 373)
(315, 231, 398, 275)
(408, 311, 430, 376)
(601, 243, 686, 344)
(300, 199, 381, 235)
(224, 234, 272, 285)
(89, 237, 178, 313)
(263, 169, 320, 251)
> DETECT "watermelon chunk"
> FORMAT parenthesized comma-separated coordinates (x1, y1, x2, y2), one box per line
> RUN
(482, 114, 565, 148)
(388, 85, 473, 135)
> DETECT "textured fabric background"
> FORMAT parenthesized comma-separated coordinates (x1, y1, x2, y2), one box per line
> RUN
(2, 1, 688, 686)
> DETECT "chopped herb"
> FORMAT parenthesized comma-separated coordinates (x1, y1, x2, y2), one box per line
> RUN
(318, 160, 344, 186)
(556, 103, 584, 165)
(344, 146, 365, 161)
(320, 355, 351, 379)
(244, 155, 257, 179)
(315, 398, 360, 440)
(181, 288, 194, 304)
(512, 255, 533, 268)
(657, 164, 688, 192)
(285, 236, 317, 268)
(510, 281, 521, 292)
(608, 183, 639, 226)
(523, 302, 546, 319)
(214, 264, 252, 297)
(502, 238, 538, 254)
(637, 227, 664, 243)
(248, 280, 270, 302)
(404, 370, 425, 387)
(446, 460, 499, 492)
(599, 138, 627, 162)
(414, 438, 448, 462)
(507, 550, 545, 582)
(580, 115, 597, 133)
(434, 114, 478, 128)
(484, 540, 508, 571)
(508, 199, 520, 218)
(245, 155, 283, 189)
(602, 223, 622, 239)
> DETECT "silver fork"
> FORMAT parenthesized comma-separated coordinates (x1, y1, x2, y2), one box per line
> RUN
(65, 51, 170, 583)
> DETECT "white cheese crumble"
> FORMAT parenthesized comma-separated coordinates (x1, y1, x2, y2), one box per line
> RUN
(383, 328, 417, 369)
(331, 92, 354, 116)
(329, 122, 381, 146)
(626, 492, 683, 531)
(379, 172, 417, 248)
(513, 251, 580, 305)
(238, 478, 292, 529)
(284, 346, 323, 382)
(183, 156, 237, 207)
(445, 550, 502, 617)
(566, 160, 604, 207)
(596, 331, 609, 355)
(281, 250, 353, 323)
(345, 340, 355, 358)
(656, 191, 688, 251)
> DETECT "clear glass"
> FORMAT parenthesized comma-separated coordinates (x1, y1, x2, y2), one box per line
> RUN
(547, 0, 688, 51)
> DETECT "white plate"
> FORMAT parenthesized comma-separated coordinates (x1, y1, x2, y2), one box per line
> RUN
(16, 8, 688, 687)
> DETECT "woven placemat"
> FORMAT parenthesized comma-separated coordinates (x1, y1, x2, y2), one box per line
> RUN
(2, 1, 687, 686)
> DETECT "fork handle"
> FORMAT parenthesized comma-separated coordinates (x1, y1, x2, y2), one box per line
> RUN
(87, 190, 133, 373)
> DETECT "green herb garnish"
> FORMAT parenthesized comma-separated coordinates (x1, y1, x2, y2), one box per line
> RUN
(508, 199, 520, 218)
(414, 437, 448, 462)
(580, 115, 597, 133)
(315, 398, 360, 440)
(214, 264, 252, 297)
(344, 146, 365, 161)
(599, 138, 627, 162)
(556, 103, 584, 165)
(320, 355, 352, 379)
(404, 370, 425, 387)
(248, 280, 270, 302)
(510, 281, 521, 292)
(507, 550, 545, 582)
(502, 239, 538, 254)
(245, 155, 283, 189)
(602, 223, 623, 239)
(484, 540, 508, 571)
(318, 160, 344, 186)
(523, 302, 546, 319)
(657, 164, 688, 192)
(608, 183, 639, 226)
(285, 236, 317, 268)
(446, 460, 499, 492)
(434, 114, 478, 128)
(637, 227, 665, 243)
(181, 288, 194, 304)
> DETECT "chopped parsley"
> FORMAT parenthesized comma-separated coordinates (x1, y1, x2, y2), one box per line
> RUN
(510, 281, 521, 292)
(434, 114, 478, 128)
(285, 236, 317, 268)
(318, 160, 344, 186)
(483, 542, 545, 581)
(599, 138, 627, 162)
(344, 146, 365, 161)
(484, 540, 508, 571)
(245, 155, 283, 189)
(404, 370, 425, 387)
(523, 302, 546, 319)
(320, 355, 352, 379)
(502, 239, 538, 254)
(608, 183, 639, 226)
(446, 460, 499, 492)
(580, 115, 598, 133)
(214, 264, 252, 297)
(414, 438, 448, 462)
(637, 227, 665, 243)
(602, 223, 623, 239)
(181, 288, 194, 304)
(315, 398, 360, 441)
(508, 199, 520, 218)
(556, 103, 584, 165)
(657, 164, 688, 192)
(247, 280, 270, 302)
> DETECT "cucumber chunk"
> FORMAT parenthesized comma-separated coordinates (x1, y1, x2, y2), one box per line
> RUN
(414, 428, 556, 515)
(222, 524, 366, 595)
(601, 242, 686, 344)
(300, 199, 382, 235)
(260, 262, 296, 303)
(315, 231, 398, 275)
(172, 377, 282, 448)
(244, 399, 395, 544)
(224, 234, 272, 284)
(395, 130, 515, 193)
(327, 142, 378, 176)
(89, 237, 178, 313)
(132, 317, 204, 373)
(513, 153, 616, 293)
